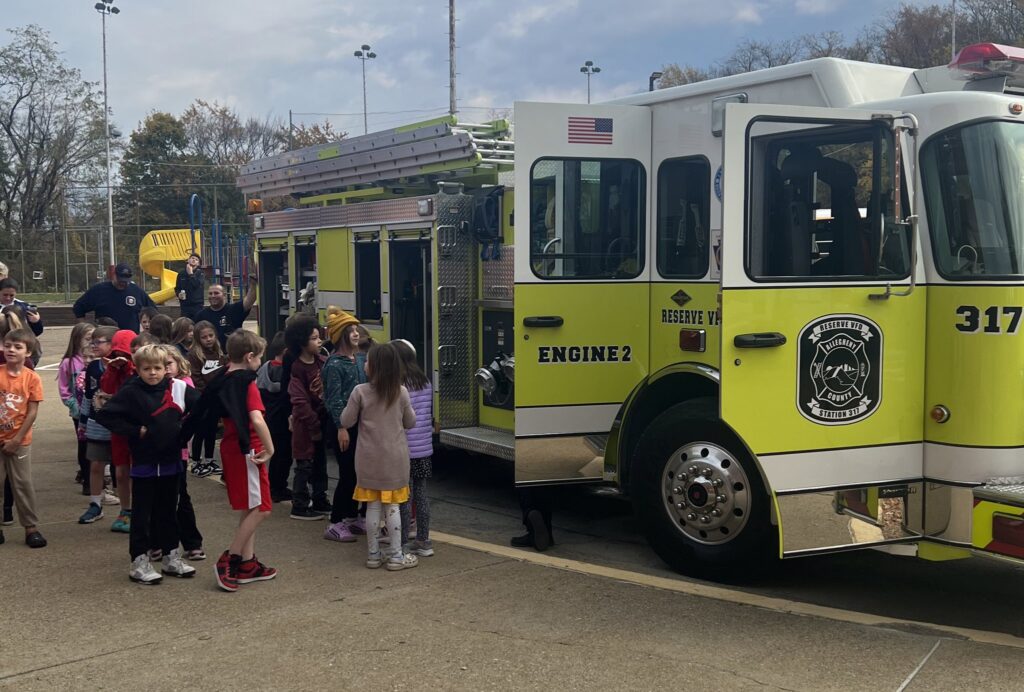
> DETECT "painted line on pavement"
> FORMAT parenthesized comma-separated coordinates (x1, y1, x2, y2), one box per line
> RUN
(431, 530, 1024, 651)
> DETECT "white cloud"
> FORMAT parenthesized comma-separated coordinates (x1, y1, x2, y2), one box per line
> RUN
(505, 0, 579, 38)
(734, 3, 764, 23)
(795, 0, 837, 14)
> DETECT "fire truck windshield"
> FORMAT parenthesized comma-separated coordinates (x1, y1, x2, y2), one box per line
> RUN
(921, 120, 1024, 278)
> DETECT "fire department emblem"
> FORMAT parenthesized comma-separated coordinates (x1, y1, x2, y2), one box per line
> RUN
(797, 314, 882, 425)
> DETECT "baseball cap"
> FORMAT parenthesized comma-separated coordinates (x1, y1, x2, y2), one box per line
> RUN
(114, 263, 133, 279)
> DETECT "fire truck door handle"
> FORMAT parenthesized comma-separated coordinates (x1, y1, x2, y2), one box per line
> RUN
(734, 332, 786, 348)
(523, 316, 564, 328)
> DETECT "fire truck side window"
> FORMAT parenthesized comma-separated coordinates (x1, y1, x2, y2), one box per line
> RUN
(747, 121, 910, 281)
(529, 158, 646, 279)
(657, 157, 710, 279)
(354, 241, 382, 321)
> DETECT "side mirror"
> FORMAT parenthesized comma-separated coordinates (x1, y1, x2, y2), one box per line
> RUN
(870, 114, 920, 301)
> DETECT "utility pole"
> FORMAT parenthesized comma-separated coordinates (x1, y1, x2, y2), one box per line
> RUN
(289, 109, 294, 149)
(449, 0, 457, 116)
(95, 0, 120, 269)
(951, 0, 958, 61)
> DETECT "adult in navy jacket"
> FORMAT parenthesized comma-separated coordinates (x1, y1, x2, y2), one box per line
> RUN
(73, 263, 155, 332)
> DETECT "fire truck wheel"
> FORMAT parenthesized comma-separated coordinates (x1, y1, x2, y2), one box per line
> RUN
(630, 398, 776, 581)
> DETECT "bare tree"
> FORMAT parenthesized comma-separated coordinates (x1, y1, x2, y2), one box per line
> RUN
(718, 38, 805, 76)
(0, 26, 106, 244)
(290, 120, 346, 149)
(803, 31, 849, 59)
(864, 4, 954, 68)
(655, 63, 714, 88)
(181, 99, 286, 167)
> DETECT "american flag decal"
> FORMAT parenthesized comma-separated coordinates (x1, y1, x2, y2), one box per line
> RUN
(567, 116, 613, 144)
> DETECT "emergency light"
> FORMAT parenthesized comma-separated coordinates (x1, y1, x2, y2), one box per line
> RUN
(949, 43, 1024, 88)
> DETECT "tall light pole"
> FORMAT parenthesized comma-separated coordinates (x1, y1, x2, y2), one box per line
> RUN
(580, 60, 601, 104)
(95, 0, 119, 268)
(649, 71, 664, 92)
(354, 44, 377, 134)
(951, 0, 957, 61)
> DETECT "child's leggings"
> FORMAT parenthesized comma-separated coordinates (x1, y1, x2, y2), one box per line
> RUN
(190, 421, 216, 461)
(365, 500, 401, 556)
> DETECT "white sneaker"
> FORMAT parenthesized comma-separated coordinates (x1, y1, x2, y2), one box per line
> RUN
(386, 552, 419, 571)
(129, 555, 163, 585)
(366, 551, 384, 569)
(162, 548, 196, 578)
(102, 489, 120, 506)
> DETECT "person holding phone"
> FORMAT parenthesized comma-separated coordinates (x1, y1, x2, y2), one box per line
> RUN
(0, 278, 43, 336)
(175, 254, 205, 321)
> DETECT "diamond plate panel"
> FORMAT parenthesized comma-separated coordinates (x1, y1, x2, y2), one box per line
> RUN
(436, 187, 478, 428)
(256, 196, 435, 234)
(481, 245, 514, 301)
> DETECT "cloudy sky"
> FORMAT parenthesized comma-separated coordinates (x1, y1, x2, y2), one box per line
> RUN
(9, 0, 929, 137)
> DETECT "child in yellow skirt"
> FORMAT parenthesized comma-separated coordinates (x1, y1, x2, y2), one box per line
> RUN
(338, 342, 417, 570)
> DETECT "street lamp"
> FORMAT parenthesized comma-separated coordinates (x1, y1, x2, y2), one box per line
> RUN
(354, 44, 377, 135)
(649, 71, 664, 92)
(95, 0, 119, 268)
(580, 60, 601, 104)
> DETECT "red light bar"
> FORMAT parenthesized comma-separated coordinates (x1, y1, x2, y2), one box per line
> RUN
(950, 43, 1024, 86)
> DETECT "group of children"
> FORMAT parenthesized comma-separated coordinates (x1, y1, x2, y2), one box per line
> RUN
(2, 303, 436, 586)
(260, 305, 435, 571)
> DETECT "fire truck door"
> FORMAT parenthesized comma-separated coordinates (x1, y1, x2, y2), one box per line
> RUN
(513, 101, 652, 485)
(719, 103, 926, 552)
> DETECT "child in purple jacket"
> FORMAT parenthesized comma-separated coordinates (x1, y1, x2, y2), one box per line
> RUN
(394, 340, 434, 556)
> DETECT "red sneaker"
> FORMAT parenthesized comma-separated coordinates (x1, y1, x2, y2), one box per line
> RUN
(236, 556, 278, 584)
(215, 551, 239, 592)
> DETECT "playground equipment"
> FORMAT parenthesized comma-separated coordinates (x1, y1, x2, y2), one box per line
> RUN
(138, 228, 201, 304)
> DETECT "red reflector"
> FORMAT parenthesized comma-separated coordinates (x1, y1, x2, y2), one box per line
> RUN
(679, 329, 706, 353)
(992, 513, 1024, 547)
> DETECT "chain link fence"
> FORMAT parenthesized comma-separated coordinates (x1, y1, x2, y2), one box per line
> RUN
(2, 223, 252, 303)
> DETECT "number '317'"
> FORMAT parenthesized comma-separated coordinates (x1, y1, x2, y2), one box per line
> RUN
(955, 306, 1023, 334)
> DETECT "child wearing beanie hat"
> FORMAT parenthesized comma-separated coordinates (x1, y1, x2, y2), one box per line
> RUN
(325, 306, 359, 349)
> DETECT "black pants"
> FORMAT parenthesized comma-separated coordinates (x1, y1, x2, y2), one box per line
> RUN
(3, 476, 11, 515)
(266, 411, 292, 495)
(329, 426, 360, 523)
(292, 428, 328, 508)
(72, 420, 88, 482)
(130, 474, 180, 560)
(150, 471, 202, 551)
(190, 420, 217, 461)
(518, 486, 553, 535)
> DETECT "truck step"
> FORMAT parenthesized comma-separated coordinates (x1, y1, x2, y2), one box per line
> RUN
(440, 426, 514, 461)
(973, 482, 1024, 506)
(972, 482, 1024, 560)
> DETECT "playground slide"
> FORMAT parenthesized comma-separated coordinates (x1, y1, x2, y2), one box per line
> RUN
(139, 229, 202, 304)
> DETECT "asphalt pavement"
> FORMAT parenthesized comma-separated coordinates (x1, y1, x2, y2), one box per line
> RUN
(2, 325, 1024, 691)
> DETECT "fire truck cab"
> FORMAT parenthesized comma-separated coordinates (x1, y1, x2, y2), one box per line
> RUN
(241, 44, 1024, 577)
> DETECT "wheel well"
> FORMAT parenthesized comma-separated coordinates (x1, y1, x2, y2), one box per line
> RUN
(617, 371, 718, 491)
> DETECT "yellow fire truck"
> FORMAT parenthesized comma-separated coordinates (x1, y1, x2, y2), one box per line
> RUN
(239, 43, 1024, 577)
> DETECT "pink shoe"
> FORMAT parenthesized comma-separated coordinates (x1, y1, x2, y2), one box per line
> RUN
(324, 522, 357, 543)
(346, 517, 367, 535)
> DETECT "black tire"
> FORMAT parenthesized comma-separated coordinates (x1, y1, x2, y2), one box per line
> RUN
(630, 397, 777, 581)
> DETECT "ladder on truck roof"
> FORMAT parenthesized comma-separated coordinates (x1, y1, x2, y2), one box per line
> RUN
(236, 115, 514, 198)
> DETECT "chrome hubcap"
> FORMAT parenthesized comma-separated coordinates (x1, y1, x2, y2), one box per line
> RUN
(662, 442, 751, 545)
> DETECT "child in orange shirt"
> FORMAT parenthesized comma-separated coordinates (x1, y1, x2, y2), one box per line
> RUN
(0, 328, 46, 548)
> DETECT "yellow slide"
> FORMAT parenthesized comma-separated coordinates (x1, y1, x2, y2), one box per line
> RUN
(139, 228, 202, 304)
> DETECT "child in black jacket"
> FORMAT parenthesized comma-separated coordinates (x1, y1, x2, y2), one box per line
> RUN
(97, 344, 200, 585)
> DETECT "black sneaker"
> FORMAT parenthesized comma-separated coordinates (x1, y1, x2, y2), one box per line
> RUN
(311, 498, 332, 515)
(289, 506, 324, 521)
(510, 532, 533, 548)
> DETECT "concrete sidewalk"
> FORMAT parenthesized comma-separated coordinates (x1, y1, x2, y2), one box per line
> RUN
(2, 327, 1024, 690)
